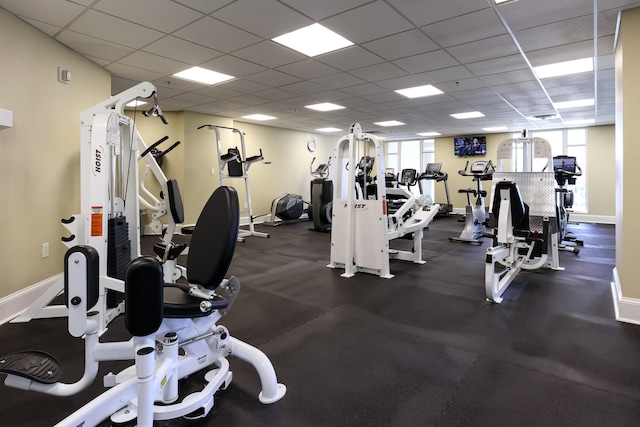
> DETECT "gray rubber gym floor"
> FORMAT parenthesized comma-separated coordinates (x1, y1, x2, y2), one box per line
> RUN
(2, 215, 638, 426)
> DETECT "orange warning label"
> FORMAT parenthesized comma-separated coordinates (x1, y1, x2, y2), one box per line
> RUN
(91, 206, 103, 236)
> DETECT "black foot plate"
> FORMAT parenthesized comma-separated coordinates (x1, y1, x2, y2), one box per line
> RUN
(0, 350, 62, 384)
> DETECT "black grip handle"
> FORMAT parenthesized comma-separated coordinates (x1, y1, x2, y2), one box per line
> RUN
(140, 136, 169, 158)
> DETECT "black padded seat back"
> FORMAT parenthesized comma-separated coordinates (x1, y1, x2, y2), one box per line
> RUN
(186, 186, 239, 290)
(493, 181, 527, 229)
(125, 256, 163, 337)
(166, 179, 185, 224)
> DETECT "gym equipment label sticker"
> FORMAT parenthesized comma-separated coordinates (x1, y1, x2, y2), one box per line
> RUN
(91, 206, 103, 236)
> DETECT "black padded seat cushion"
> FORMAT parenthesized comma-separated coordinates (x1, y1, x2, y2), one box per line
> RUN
(493, 181, 527, 229)
(186, 186, 239, 290)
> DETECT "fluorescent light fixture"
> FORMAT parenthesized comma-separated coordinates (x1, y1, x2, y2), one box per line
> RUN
(451, 111, 485, 119)
(482, 126, 508, 132)
(242, 114, 276, 121)
(374, 120, 405, 127)
(395, 85, 443, 99)
(553, 99, 594, 109)
(533, 58, 593, 79)
(172, 66, 234, 85)
(125, 100, 147, 107)
(306, 102, 345, 112)
(316, 127, 342, 132)
(495, 0, 518, 4)
(564, 119, 595, 125)
(417, 132, 441, 137)
(273, 23, 354, 57)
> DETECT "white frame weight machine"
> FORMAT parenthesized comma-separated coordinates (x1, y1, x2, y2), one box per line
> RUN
(328, 123, 441, 279)
(485, 137, 563, 303)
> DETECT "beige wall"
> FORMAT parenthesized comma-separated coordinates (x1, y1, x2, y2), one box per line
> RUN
(0, 9, 110, 299)
(615, 8, 640, 299)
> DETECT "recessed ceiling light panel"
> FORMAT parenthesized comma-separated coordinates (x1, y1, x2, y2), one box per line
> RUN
(316, 127, 342, 132)
(172, 66, 234, 85)
(451, 111, 485, 119)
(553, 99, 594, 109)
(242, 114, 276, 121)
(417, 132, 441, 137)
(395, 85, 443, 99)
(374, 120, 405, 127)
(273, 23, 354, 57)
(533, 58, 593, 79)
(306, 102, 345, 112)
(482, 126, 508, 132)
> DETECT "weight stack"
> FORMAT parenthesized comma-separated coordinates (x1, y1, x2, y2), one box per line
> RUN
(107, 217, 131, 308)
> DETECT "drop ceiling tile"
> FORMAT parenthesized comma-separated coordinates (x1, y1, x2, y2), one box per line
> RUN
(310, 72, 367, 89)
(422, 8, 506, 48)
(438, 77, 487, 93)
(56, 30, 133, 62)
(152, 76, 211, 92)
(279, 80, 329, 96)
(277, 60, 339, 80)
(213, 0, 311, 39)
(173, 17, 261, 53)
(321, 1, 413, 44)
(172, 0, 236, 15)
(94, 0, 203, 33)
(200, 55, 266, 78)
(481, 69, 537, 87)
(1, 0, 85, 27)
(245, 69, 303, 87)
(385, 0, 490, 27)
(515, 15, 593, 53)
(105, 62, 164, 82)
(22, 17, 60, 36)
(393, 50, 459, 75)
(375, 75, 432, 91)
(143, 36, 222, 65)
(349, 62, 408, 82)
(278, 0, 371, 21)
(69, 10, 164, 48)
(339, 83, 387, 97)
(233, 41, 306, 69)
(316, 46, 385, 71)
(362, 29, 440, 61)
(526, 40, 594, 66)
(497, 0, 593, 31)
(120, 51, 190, 74)
(253, 88, 298, 102)
(194, 85, 242, 99)
(229, 94, 271, 106)
(414, 66, 474, 85)
(447, 34, 520, 64)
(465, 55, 529, 77)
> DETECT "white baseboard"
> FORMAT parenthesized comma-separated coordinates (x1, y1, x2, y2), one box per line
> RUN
(611, 267, 640, 325)
(570, 214, 615, 224)
(0, 273, 63, 325)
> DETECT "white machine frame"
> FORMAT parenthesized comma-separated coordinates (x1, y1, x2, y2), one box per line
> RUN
(198, 124, 269, 242)
(485, 137, 563, 303)
(12, 82, 182, 333)
(328, 123, 440, 279)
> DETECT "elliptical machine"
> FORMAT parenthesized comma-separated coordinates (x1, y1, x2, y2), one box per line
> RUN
(449, 160, 494, 245)
(309, 156, 333, 232)
(553, 155, 584, 253)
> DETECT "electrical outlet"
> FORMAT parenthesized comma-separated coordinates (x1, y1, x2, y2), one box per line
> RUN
(244, 202, 248, 209)
(42, 242, 49, 258)
(210, 168, 215, 175)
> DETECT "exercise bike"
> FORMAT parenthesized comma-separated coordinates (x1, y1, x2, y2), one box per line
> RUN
(552, 155, 584, 254)
(450, 160, 494, 245)
(309, 156, 333, 232)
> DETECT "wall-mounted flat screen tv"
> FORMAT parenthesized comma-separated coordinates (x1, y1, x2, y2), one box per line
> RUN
(454, 136, 486, 156)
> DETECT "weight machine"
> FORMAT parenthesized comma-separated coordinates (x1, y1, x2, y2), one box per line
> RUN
(0, 186, 286, 426)
(328, 123, 441, 279)
(198, 125, 269, 242)
(485, 137, 563, 303)
(12, 82, 180, 333)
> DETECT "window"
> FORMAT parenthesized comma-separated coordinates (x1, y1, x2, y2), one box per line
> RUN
(385, 139, 435, 197)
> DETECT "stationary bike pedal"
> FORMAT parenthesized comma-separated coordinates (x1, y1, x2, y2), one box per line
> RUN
(0, 350, 62, 384)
